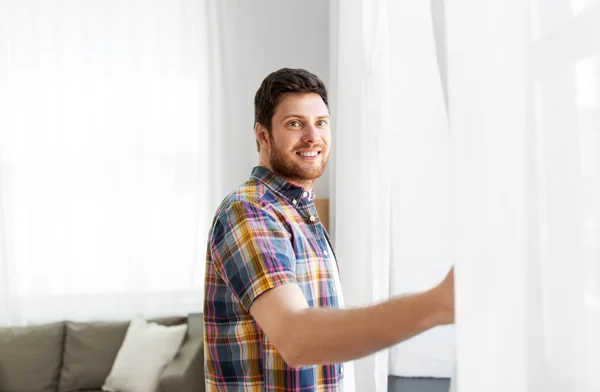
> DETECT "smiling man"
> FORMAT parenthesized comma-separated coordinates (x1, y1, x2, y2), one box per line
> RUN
(203, 68, 455, 392)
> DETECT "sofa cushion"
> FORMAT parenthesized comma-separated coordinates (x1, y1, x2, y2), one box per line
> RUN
(58, 316, 186, 392)
(0, 322, 65, 392)
(102, 317, 188, 392)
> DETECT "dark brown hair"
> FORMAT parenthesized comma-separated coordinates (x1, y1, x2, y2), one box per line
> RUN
(254, 68, 329, 150)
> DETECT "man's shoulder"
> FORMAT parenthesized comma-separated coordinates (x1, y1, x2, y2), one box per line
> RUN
(214, 177, 284, 220)
(208, 178, 291, 244)
(216, 178, 263, 212)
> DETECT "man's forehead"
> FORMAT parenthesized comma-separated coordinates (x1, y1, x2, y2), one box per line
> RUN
(274, 94, 329, 119)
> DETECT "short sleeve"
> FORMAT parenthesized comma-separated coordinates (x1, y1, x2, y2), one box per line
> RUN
(209, 200, 297, 312)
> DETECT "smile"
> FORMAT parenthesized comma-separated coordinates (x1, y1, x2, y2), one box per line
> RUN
(298, 151, 320, 157)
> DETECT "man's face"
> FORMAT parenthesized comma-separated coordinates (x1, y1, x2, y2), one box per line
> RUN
(261, 93, 331, 184)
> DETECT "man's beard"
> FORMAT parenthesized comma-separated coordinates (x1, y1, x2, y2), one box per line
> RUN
(268, 137, 328, 183)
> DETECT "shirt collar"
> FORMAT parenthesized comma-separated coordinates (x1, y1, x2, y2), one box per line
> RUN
(250, 166, 315, 203)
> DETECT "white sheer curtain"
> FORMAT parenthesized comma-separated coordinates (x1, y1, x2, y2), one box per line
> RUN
(386, 0, 455, 379)
(448, 0, 600, 391)
(0, 0, 223, 326)
(331, 0, 391, 389)
(331, 0, 454, 390)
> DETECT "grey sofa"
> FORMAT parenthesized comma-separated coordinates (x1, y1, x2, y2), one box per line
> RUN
(0, 314, 205, 392)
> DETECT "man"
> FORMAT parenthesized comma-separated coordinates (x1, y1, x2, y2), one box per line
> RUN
(203, 68, 455, 391)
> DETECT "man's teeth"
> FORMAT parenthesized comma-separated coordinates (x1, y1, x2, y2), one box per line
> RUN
(299, 151, 318, 157)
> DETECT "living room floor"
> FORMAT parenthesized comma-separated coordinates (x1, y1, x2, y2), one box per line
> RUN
(388, 377, 450, 392)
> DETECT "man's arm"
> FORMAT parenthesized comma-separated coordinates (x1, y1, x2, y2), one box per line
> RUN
(250, 267, 454, 368)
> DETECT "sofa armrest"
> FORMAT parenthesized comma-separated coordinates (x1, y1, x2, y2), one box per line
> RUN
(159, 333, 205, 392)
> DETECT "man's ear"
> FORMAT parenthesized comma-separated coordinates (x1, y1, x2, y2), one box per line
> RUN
(255, 123, 270, 150)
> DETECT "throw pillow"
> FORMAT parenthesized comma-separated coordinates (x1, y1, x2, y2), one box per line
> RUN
(101, 317, 187, 392)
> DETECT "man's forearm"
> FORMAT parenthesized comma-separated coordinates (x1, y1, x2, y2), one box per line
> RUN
(284, 288, 444, 367)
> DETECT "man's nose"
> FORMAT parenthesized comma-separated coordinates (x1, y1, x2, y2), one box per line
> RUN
(301, 124, 320, 144)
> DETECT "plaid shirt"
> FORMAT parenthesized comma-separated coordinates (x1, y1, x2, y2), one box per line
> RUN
(203, 166, 344, 391)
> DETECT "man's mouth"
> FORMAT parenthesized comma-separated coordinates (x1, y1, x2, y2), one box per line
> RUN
(297, 150, 320, 157)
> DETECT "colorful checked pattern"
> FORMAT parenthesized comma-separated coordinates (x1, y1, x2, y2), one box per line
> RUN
(203, 166, 344, 391)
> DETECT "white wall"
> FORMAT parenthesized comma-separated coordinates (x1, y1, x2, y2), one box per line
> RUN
(217, 0, 331, 198)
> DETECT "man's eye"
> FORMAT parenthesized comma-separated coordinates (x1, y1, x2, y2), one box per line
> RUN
(317, 120, 327, 126)
(289, 121, 300, 127)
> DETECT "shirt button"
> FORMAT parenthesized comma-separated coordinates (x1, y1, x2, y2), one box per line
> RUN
(302, 191, 309, 198)
(323, 250, 328, 256)
(292, 199, 297, 205)
(309, 216, 316, 222)
(340, 366, 344, 375)
(332, 286, 336, 294)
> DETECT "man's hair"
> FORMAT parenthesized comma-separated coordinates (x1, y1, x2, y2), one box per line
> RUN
(254, 68, 329, 151)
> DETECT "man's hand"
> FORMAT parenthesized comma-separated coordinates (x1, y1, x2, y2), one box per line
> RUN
(430, 266, 455, 325)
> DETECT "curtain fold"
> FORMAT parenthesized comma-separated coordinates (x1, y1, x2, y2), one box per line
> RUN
(331, 0, 391, 390)
(331, 0, 453, 388)
(386, 0, 455, 378)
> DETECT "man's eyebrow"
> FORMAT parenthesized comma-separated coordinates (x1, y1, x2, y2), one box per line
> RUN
(281, 114, 331, 121)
